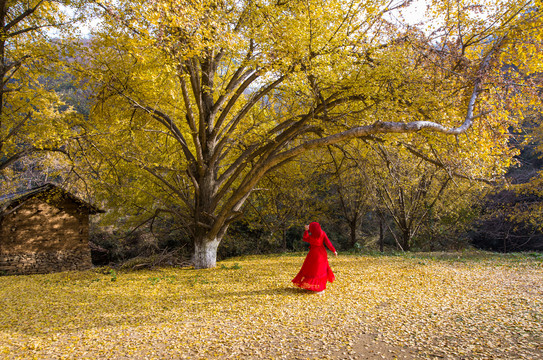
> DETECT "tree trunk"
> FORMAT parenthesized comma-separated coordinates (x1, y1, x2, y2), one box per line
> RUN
(193, 237, 220, 269)
(379, 218, 384, 253)
(349, 220, 357, 249)
(401, 230, 411, 251)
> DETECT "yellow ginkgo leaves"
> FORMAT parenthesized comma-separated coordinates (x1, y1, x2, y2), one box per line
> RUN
(0, 252, 541, 359)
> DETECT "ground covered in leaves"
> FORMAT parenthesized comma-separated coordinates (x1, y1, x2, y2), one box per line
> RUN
(1, 251, 542, 359)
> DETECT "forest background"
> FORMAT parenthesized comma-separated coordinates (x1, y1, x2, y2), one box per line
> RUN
(1, 0, 543, 268)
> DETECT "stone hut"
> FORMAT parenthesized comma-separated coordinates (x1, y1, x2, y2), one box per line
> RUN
(0, 183, 104, 275)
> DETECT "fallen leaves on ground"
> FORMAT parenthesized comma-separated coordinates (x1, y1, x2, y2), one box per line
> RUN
(0, 251, 542, 359)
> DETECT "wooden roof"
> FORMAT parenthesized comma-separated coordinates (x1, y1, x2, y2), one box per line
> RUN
(0, 183, 105, 216)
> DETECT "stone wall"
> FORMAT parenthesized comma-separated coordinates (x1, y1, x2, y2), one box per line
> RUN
(0, 195, 93, 275)
(0, 249, 92, 275)
(0, 197, 90, 253)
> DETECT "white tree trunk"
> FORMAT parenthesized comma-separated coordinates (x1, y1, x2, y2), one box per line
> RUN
(193, 238, 220, 269)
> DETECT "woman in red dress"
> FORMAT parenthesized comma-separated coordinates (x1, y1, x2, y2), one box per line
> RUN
(292, 222, 337, 293)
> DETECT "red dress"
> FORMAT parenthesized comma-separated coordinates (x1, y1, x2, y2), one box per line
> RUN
(292, 222, 336, 292)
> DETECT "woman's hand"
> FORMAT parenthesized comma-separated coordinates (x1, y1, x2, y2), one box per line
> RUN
(304, 225, 309, 231)
(334, 251, 338, 257)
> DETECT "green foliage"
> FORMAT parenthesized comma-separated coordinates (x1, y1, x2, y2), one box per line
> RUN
(186, 274, 216, 286)
(219, 263, 242, 270)
(108, 269, 117, 282)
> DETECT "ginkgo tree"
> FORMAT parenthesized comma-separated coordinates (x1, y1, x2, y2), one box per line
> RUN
(242, 160, 317, 252)
(366, 141, 479, 251)
(0, 0, 88, 190)
(77, 0, 542, 268)
(306, 144, 375, 249)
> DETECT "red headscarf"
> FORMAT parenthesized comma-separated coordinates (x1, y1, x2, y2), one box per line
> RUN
(309, 222, 323, 238)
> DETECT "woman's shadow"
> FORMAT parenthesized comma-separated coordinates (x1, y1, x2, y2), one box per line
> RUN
(220, 286, 308, 298)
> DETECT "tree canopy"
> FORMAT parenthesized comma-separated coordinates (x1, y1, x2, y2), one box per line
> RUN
(0, 0, 88, 192)
(70, 0, 543, 268)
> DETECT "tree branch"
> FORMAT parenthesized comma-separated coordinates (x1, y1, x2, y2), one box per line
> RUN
(401, 142, 495, 184)
(4, 0, 45, 32)
(142, 165, 195, 212)
(0, 146, 68, 171)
